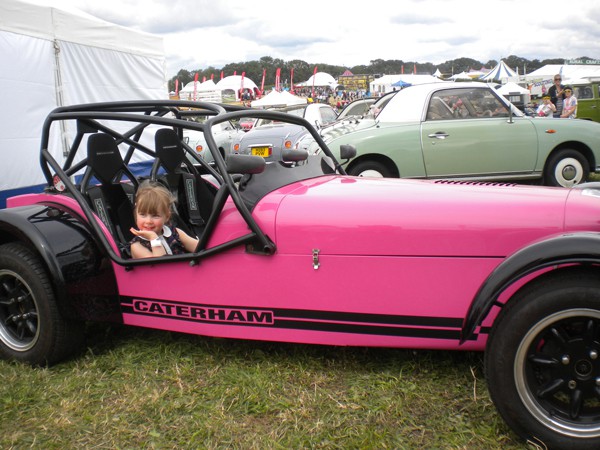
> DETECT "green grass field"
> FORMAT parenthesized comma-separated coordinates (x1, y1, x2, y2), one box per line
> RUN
(0, 324, 534, 449)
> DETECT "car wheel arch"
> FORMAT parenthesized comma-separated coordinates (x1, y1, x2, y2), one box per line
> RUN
(461, 233, 600, 343)
(484, 267, 600, 448)
(346, 154, 399, 178)
(0, 205, 119, 322)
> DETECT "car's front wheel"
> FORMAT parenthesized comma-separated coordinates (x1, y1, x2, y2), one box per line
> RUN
(348, 160, 393, 178)
(544, 149, 589, 187)
(486, 269, 600, 450)
(0, 243, 84, 366)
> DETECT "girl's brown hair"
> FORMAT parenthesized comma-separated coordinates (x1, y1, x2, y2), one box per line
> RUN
(134, 181, 174, 219)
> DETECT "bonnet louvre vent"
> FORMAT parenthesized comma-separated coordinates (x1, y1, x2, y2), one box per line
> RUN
(433, 180, 518, 187)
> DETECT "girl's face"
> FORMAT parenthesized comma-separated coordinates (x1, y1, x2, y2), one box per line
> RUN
(136, 210, 167, 234)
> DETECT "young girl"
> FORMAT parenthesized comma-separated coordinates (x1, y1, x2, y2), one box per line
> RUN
(560, 87, 578, 119)
(130, 181, 199, 259)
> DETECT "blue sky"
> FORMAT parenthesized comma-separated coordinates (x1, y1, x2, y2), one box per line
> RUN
(40, 0, 600, 76)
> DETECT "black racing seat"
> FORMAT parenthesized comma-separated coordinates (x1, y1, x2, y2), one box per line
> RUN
(153, 128, 216, 237)
(80, 133, 138, 253)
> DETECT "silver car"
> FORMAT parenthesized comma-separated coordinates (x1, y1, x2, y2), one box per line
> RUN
(234, 103, 337, 162)
(184, 120, 245, 164)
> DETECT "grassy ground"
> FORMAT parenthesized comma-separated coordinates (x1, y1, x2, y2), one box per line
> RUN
(0, 324, 533, 449)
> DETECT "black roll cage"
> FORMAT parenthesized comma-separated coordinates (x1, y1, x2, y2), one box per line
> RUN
(38, 100, 344, 268)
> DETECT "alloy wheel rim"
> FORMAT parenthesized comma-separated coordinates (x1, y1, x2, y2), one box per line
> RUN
(0, 270, 40, 351)
(515, 308, 600, 438)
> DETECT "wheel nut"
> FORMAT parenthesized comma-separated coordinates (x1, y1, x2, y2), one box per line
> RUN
(562, 355, 571, 365)
(590, 350, 598, 360)
(568, 380, 577, 389)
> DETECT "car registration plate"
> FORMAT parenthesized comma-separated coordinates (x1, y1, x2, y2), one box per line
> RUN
(251, 146, 272, 157)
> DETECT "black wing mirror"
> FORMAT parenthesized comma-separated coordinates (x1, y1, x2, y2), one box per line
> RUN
(282, 149, 309, 163)
(226, 154, 266, 174)
(339, 144, 357, 160)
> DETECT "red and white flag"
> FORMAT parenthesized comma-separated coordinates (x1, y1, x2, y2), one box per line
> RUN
(275, 68, 281, 91)
(260, 68, 266, 95)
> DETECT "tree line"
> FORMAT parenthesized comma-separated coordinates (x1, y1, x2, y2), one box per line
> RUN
(168, 55, 595, 92)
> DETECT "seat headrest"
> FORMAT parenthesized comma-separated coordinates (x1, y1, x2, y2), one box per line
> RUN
(87, 133, 126, 184)
(155, 128, 184, 173)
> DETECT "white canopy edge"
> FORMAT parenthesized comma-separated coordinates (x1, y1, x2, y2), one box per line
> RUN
(0, 0, 164, 59)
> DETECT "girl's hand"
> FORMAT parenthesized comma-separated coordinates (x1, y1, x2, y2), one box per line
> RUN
(130, 227, 159, 241)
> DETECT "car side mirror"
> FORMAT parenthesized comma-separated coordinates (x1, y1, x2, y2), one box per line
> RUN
(339, 144, 357, 160)
(314, 119, 322, 129)
(282, 149, 309, 162)
(226, 154, 266, 174)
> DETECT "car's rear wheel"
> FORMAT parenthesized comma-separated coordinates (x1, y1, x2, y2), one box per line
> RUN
(0, 243, 84, 366)
(544, 149, 589, 187)
(348, 160, 393, 178)
(485, 270, 600, 449)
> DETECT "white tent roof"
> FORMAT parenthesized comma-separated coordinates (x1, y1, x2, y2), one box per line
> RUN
(370, 74, 441, 94)
(297, 72, 337, 87)
(0, 0, 163, 58)
(480, 60, 518, 81)
(251, 90, 307, 107)
(180, 79, 218, 93)
(0, 0, 166, 199)
(496, 82, 530, 95)
(279, 90, 307, 105)
(449, 71, 471, 81)
(216, 75, 258, 91)
(526, 64, 600, 80)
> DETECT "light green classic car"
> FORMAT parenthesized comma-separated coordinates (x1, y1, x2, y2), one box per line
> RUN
(313, 82, 600, 187)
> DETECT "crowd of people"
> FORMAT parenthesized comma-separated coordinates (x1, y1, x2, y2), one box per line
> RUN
(292, 87, 371, 111)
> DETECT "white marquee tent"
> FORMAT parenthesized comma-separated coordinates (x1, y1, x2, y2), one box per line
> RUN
(496, 81, 531, 105)
(179, 79, 222, 102)
(251, 90, 307, 108)
(0, 0, 167, 206)
(449, 71, 471, 81)
(296, 72, 338, 88)
(216, 75, 258, 101)
(526, 64, 600, 80)
(370, 74, 442, 94)
(496, 82, 530, 95)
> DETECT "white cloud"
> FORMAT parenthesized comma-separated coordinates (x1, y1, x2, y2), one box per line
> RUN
(33, 0, 600, 76)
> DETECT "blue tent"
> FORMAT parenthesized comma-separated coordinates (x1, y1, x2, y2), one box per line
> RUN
(391, 79, 412, 88)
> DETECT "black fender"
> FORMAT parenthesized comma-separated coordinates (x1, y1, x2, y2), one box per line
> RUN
(461, 232, 600, 343)
(0, 203, 121, 323)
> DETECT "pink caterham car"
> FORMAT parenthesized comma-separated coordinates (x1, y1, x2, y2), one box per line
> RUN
(2, 101, 600, 449)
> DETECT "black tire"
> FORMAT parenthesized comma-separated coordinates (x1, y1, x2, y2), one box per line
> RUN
(348, 160, 393, 178)
(0, 242, 84, 366)
(485, 269, 600, 449)
(544, 149, 589, 187)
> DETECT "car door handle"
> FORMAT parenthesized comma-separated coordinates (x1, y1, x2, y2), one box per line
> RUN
(428, 132, 449, 139)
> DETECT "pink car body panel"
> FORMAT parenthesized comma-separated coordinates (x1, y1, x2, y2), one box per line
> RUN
(10, 177, 600, 352)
